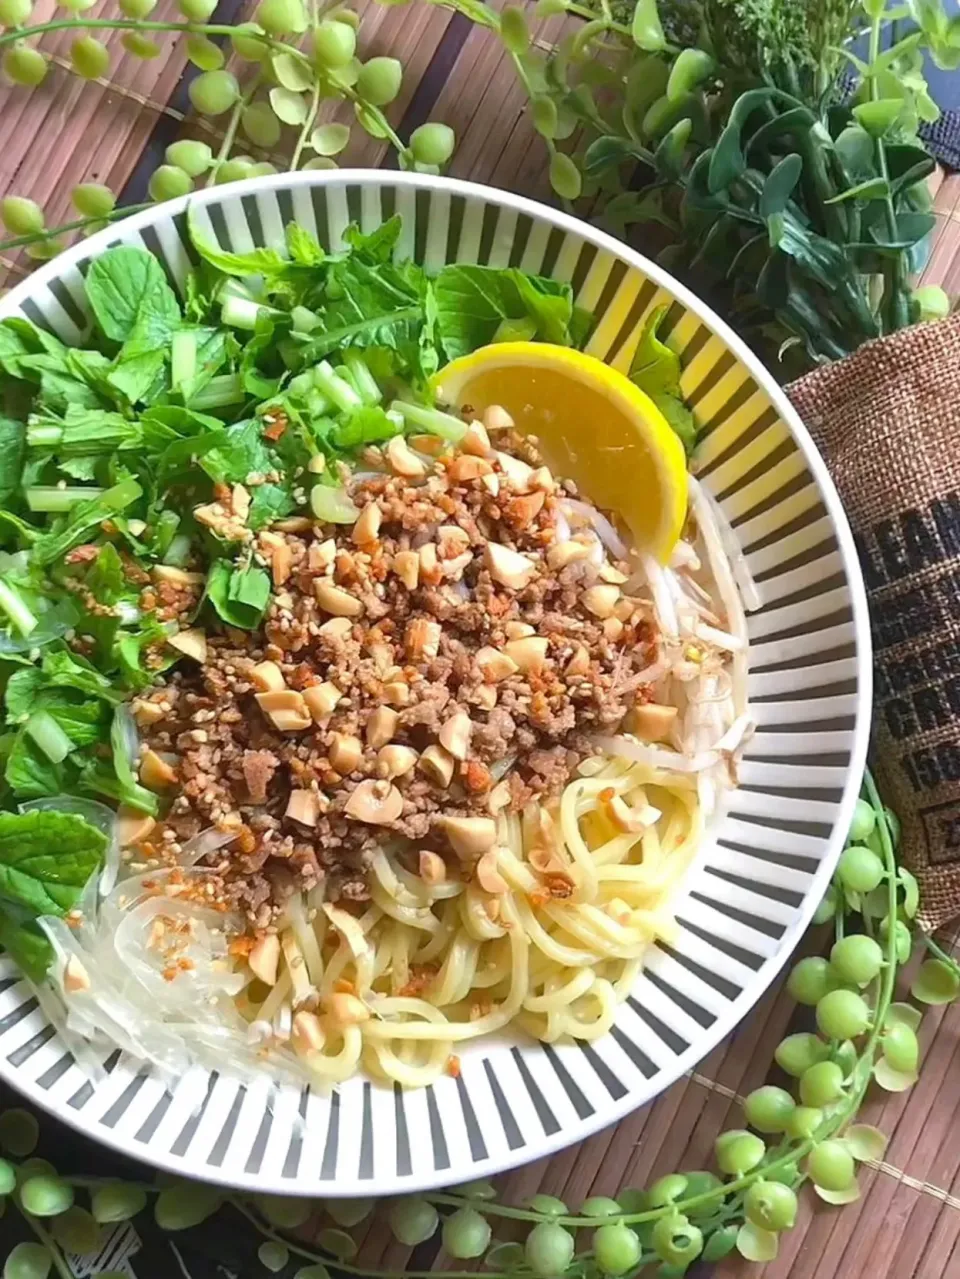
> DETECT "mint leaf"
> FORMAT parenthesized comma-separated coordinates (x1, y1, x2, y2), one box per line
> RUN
(0, 417, 25, 506)
(0, 910, 53, 983)
(631, 305, 696, 454)
(189, 210, 289, 280)
(206, 560, 271, 629)
(5, 730, 64, 797)
(201, 419, 271, 486)
(286, 223, 324, 266)
(433, 264, 579, 360)
(86, 247, 181, 344)
(0, 808, 105, 918)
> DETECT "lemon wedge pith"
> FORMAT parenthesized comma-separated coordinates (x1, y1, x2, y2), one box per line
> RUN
(431, 342, 688, 564)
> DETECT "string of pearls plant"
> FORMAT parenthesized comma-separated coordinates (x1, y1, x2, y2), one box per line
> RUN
(0, 769, 950, 1278)
(0, 0, 456, 259)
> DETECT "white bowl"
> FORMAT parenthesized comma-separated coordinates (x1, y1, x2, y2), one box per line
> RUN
(0, 172, 871, 1195)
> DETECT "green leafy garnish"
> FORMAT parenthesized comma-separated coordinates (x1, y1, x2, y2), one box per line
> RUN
(630, 306, 696, 454)
(0, 809, 106, 979)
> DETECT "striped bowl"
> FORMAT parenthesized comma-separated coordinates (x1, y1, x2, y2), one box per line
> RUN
(0, 172, 871, 1196)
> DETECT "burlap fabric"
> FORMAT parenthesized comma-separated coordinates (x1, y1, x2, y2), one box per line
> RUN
(788, 315, 960, 929)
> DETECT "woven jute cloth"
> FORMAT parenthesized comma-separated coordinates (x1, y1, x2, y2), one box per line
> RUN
(788, 315, 960, 930)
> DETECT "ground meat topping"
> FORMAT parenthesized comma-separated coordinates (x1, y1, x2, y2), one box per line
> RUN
(136, 418, 657, 924)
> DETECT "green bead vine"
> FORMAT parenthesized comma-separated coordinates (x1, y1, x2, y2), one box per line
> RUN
(0, 0, 456, 264)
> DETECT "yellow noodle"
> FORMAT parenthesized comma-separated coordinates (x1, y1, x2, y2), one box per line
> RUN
(245, 756, 708, 1086)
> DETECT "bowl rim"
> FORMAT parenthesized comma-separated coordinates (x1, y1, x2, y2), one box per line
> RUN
(0, 170, 872, 1194)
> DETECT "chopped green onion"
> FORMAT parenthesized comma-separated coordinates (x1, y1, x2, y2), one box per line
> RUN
(163, 533, 193, 566)
(221, 296, 274, 331)
(189, 373, 245, 411)
(0, 579, 37, 636)
(218, 277, 257, 303)
(26, 486, 104, 513)
(153, 510, 180, 559)
(287, 370, 317, 399)
(306, 389, 332, 417)
(313, 360, 362, 414)
(171, 330, 197, 394)
(25, 710, 73, 763)
(344, 350, 382, 405)
(389, 400, 467, 443)
(25, 422, 64, 449)
(291, 305, 321, 333)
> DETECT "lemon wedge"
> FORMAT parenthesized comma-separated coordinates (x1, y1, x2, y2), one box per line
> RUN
(431, 342, 688, 563)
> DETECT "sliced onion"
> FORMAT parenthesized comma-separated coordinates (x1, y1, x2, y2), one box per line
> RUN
(596, 734, 719, 774)
(116, 602, 141, 625)
(638, 553, 678, 639)
(311, 485, 360, 523)
(714, 713, 755, 755)
(19, 795, 114, 832)
(695, 622, 745, 652)
(689, 475, 761, 612)
(560, 500, 630, 559)
(21, 796, 119, 917)
(179, 827, 239, 868)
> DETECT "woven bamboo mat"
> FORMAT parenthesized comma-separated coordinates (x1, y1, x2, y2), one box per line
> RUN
(3, 7, 960, 1276)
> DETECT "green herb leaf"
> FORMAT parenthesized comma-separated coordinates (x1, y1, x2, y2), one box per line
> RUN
(0, 808, 105, 916)
(433, 264, 579, 360)
(0, 910, 53, 982)
(629, 305, 696, 452)
(206, 560, 271, 629)
(85, 247, 181, 344)
(0, 418, 25, 506)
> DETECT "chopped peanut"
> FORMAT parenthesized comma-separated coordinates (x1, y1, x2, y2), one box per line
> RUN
(626, 702, 678, 742)
(250, 660, 286, 693)
(303, 682, 342, 722)
(485, 542, 536, 590)
(441, 816, 497, 858)
(352, 502, 382, 545)
(329, 733, 363, 773)
(314, 580, 364, 617)
(439, 711, 472, 761)
(366, 706, 399, 749)
(378, 744, 418, 779)
(476, 647, 519, 681)
(405, 617, 442, 660)
(248, 934, 280, 985)
(271, 542, 293, 586)
(461, 421, 491, 456)
(476, 849, 508, 895)
(393, 550, 420, 590)
(63, 955, 91, 994)
(286, 790, 321, 827)
(504, 636, 549, 673)
(483, 405, 514, 432)
(344, 779, 403, 824)
(582, 584, 621, 618)
(419, 744, 455, 788)
(168, 628, 207, 662)
(419, 850, 446, 885)
(386, 435, 427, 477)
(256, 690, 312, 732)
(140, 749, 177, 790)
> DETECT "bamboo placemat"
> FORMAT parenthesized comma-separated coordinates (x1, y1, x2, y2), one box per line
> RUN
(2, 7, 960, 1276)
